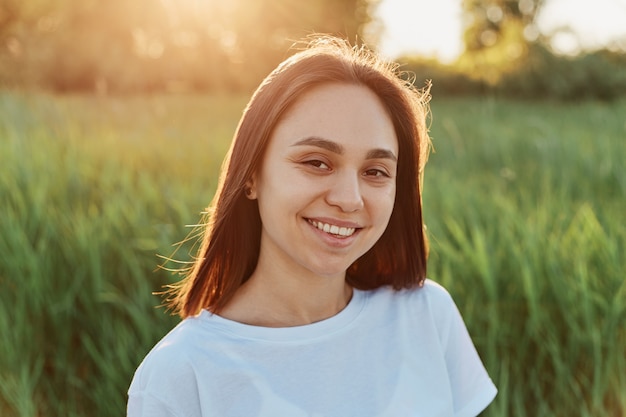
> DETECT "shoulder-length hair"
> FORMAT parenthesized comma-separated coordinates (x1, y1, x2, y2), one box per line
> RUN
(167, 36, 431, 318)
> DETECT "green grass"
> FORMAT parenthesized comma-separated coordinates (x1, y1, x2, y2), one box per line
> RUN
(423, 97, 625, 416)
(0, 90, 624, 416)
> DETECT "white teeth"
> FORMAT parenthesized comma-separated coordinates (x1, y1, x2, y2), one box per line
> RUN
(308, 220, 356, 237)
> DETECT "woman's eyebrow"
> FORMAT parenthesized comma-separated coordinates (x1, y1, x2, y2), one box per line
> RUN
(291, 137, 343, 154)
(366, 148, 397, 162)
(291, 136, 397, 162)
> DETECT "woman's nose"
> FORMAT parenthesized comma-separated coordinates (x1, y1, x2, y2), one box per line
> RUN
(325, 171, 364, 212)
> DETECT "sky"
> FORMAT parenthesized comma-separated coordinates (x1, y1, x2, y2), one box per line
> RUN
(375, 0, 626, 61)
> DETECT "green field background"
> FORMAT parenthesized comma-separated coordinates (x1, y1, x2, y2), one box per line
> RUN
(1, 91, 624, 416)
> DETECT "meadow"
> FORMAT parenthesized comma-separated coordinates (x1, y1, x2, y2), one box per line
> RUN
(0, 90, 624, 416)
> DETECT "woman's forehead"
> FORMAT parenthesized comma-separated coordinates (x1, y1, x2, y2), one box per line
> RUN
(270, 83, 398, 154)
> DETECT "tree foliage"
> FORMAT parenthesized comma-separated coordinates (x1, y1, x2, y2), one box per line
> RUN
(403, 43, 626, 100)
(448, 0, 626, 99)
(462, 0, 545, 51)
(455, 0, 546, 85)
(0, 0, 377, 92)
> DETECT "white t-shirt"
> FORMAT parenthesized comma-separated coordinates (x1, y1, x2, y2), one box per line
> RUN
(128, 280, 497, 417)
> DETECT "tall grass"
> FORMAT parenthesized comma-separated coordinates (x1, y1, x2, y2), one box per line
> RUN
(0, 91, 624, 416)
(423, 97, 625, 416)
(0, 92, 243, 416)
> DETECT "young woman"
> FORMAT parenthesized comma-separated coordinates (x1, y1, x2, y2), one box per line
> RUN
(128, 36, 497, 417)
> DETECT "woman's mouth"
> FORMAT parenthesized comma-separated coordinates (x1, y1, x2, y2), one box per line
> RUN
(307, 219, 357, 237)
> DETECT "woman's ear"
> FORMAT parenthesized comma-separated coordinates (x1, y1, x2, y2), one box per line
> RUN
(244, 177, 257, 200)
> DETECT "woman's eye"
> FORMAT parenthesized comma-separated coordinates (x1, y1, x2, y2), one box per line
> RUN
(304, 160, 330, 170)
(364, 168, 390, 178)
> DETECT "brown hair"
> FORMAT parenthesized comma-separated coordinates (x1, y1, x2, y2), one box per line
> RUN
(166, 36, 431, 318)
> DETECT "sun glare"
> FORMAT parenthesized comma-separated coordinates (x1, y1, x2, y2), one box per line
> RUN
(537, 0, 626, 55)
(376, 0, 463, 62)
(376, 0, 626, 60)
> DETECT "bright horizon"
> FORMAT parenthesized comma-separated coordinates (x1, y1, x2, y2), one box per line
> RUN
(375, 0, 626, 61)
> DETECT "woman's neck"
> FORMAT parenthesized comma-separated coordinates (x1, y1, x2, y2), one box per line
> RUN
(219, 266, 353, 328)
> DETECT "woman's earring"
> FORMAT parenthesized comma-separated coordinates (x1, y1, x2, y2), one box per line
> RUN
(244, 179, 256, 199)
(245, 186, 256, 199)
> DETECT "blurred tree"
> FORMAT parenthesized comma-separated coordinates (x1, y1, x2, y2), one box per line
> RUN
(462, 0, 546, 51)
(458, 0, 546, 84)
(0, 0, 379, 92)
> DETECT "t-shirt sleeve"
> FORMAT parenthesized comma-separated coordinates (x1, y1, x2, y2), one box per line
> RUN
(127, 334, 203, 417)
(426, 282, 498, 417)
(127, 392, 179, 417)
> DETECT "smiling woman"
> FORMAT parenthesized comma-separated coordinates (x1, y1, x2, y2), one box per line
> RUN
(127, 35, 497, 417)
(236, 83, 399, 310)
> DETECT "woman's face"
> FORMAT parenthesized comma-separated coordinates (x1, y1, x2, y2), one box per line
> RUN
(251, 82, 398, 280)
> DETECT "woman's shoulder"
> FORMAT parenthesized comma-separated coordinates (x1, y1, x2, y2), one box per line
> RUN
(361, 279, 461, 329)
(367, 279, 456, 308)
(419, 279, 457, 308)
(128, 315, 219, 414)
(129, 315, 212, 389)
